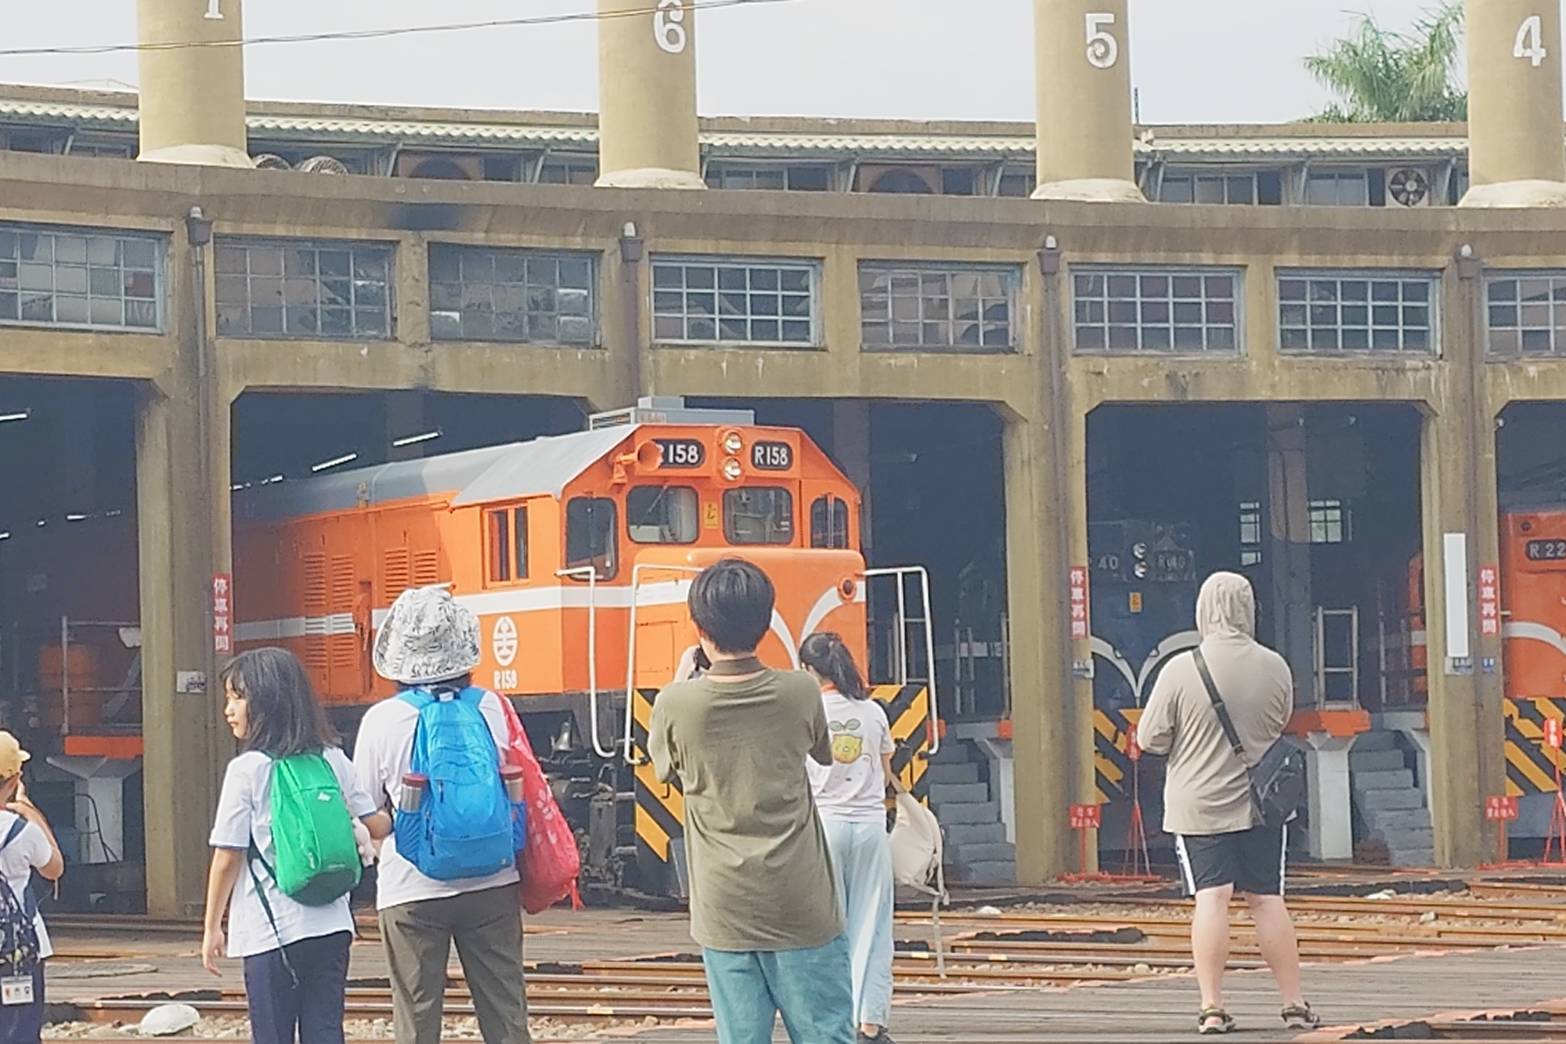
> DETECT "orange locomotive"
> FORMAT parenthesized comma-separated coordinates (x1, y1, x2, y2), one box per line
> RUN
(232, 397, 937, 893)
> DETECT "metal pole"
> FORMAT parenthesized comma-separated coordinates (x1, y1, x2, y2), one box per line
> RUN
(60, 615, 69, 738)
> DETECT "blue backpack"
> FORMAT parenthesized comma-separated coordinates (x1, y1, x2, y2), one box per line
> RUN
(393, 687, 521, 881)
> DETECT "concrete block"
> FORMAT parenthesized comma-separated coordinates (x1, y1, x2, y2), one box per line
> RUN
(952, 860, 1016, 885)
(929, 782, 990, 806)
(1352, 732, 1402, 752)
(1363, 807, 1432, 835)
(1351, 769, 1415, 792)
(943, 823, 1007, 846)
(926, 762, 981, 786)
(1356, 788, 1425, 812)
(1376, 827, 1435, 850)
(1349, 749, 1407, 773)
(1387, 847, 1435, 868)
(954, 842, 1016, 863)
(935, 801, 1001, 825)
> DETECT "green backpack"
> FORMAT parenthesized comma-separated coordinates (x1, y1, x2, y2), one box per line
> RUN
(249, 752, 362, 908)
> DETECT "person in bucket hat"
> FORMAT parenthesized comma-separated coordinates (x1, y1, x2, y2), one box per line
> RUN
(353, 587, 531, 1044)
(0, 730, 64, 1044)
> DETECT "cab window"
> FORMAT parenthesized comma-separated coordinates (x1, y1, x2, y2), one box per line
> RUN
(810, 495, 850, 549)
(725, 488, 794, 545)
(566, 497, 617, 577)
(628, 486, 699, 544)
(485, 506, 528, 582)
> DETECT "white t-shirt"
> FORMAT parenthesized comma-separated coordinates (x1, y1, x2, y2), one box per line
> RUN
(352, 691, 520, 911)
(0, 813, 52, 960)
(807, 689, 895, 824)
(208, 747, 378, 958)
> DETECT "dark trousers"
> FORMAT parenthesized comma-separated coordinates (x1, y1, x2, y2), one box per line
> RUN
(242, 930, 353, 1044)
(0, 962, 44, 1044)
(378, 884, 530, 1044)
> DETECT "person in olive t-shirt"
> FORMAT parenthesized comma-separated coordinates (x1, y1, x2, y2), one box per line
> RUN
(649, 558, 855, 1044)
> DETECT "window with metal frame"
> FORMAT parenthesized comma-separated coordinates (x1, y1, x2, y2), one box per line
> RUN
(0, 225, 164, 331)
(1239, 501, 1262, 567)
(1304, 171, 1370, 207)
(652, 257, 818, 346)
(724, 488, 794, 545)
(1487, 273, 1566, 356)
(627, 486, 699, 544)
(565, 497, 617, 577)
(1309, 499, 1350, 544)
(537, 156, 598, 185)
(214, 239, 392, 339)
(1071, 267, 1240, 353)
(860, 263, 1018, 352)
(810, 495, 850, 549)
(704, 164, 833, 192)
(485, 506, 528, 583)
(429, 244, 596, 345)
(1278, 271, 1438, 354)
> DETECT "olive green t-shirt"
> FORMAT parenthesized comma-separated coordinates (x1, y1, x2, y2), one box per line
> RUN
(648, 669, 842, 952)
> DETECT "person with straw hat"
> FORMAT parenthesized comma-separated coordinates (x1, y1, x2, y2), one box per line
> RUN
(352, 586, 531, 1044)
(0, 731, 64, 1044)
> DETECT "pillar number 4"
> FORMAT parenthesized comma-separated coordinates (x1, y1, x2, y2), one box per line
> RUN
(1085, 12, 1119, 70)
(204, 0, 222, 19)
(1516, 14, 1548, 67)
(655, 0, 688, 55)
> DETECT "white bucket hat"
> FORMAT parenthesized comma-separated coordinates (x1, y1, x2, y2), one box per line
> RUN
(373, 585, 482, 686)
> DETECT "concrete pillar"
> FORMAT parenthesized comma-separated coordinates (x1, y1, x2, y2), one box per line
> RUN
(595, 0, 704, 189)
(1003, 410, 1078, 879)
(832, 402, 873, 559)
(1462, 0, 1566, 206)
(1266, 405, 1315, 705)
(1296, 734, 1354, 860)
(1032, 0, 1143, 202)
(136, 0, 251, 167)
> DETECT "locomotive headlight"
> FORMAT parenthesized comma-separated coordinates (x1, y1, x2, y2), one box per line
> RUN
(722, 458, 744, 481)
(1133, 562, 1149, 580)
(1132, 542, 1148, 559)
(722, 431, 744, 455)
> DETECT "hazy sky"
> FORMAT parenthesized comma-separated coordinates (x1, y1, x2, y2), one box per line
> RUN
(0, 0, 1447, 124)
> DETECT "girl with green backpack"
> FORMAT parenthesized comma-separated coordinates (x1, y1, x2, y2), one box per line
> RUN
(201, 648, 391, 1044)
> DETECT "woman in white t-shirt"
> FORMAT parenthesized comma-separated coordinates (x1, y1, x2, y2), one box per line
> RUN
(0, 732, 65, 1044)
(802, 632, 898, 1044)
(200, 648, 390, 1044)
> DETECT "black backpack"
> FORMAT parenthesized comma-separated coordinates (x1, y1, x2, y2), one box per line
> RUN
(0, 817, 40, 978)
(1192, 648, 1306, 829)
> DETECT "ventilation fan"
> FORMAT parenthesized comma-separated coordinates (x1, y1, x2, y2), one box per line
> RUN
(1387, 167, 1431, 208)
(252, 153, 291, 170)
(297, 155, 350, 175)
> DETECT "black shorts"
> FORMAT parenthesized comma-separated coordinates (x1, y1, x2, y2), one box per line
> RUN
(1175, 824, 1288, 896)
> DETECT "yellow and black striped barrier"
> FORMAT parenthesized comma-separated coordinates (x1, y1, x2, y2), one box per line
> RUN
(631, 682, 934, 894)
(1093, 704, 1145, 805)
(1504, 697, 1566, 797)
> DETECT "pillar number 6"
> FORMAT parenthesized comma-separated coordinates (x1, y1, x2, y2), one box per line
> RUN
(654, 0, 688, 55)
(1085, 12, 1119, 70)
(1515, 14, 1548, 67)
(204, 0, 222, 19)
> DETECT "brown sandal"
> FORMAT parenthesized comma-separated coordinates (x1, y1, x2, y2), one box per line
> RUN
(1198, 1008, 1236, 1035)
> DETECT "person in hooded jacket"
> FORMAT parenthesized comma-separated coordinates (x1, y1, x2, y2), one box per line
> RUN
(1139, 572, 1318, 1036)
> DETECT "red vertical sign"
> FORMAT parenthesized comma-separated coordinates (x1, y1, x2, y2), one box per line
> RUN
(1478, 565, 1501, 638)
(212, 572, 233, 656)
(1069, 566, 1090, 640)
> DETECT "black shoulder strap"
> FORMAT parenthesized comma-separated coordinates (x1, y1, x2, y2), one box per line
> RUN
(1192, 648, 1251, 771)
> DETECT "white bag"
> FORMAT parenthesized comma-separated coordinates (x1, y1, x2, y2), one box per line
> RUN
(890, 788, 948, 976)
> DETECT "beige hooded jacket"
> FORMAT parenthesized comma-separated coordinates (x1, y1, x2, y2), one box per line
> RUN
(1138, 572, 1293, 836)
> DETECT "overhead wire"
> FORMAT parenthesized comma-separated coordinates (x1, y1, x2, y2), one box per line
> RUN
(0, 0, 797, 58)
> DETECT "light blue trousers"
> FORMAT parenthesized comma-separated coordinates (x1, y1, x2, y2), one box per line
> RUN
(702, 934, 855, 1044)
(823, 817, 895, 1030)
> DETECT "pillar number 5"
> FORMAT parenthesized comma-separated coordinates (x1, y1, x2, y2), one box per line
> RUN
(1515, 14, 1548, 67)
(654, 0, 688, 55)
(1085, 12, 1119, 70)
(204, 0, 222, 19)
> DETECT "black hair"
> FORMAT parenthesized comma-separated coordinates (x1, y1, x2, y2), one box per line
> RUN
(688, 557, 775, 654)
(221, 647, 340, 757)
(799, 632, 867, 701)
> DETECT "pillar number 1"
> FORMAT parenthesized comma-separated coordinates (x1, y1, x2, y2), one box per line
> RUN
(204, 0, 222, 19)
(1085, 12, 1119, 69)
(1515, 14, 1548, 67)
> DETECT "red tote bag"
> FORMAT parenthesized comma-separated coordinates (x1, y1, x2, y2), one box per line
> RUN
(498, 696, 583, 914)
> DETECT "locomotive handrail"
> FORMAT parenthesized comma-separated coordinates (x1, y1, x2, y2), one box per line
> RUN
(623, 561, 705, 766)
(863, 566, 941, 757)
(556, 566, 614, 759)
